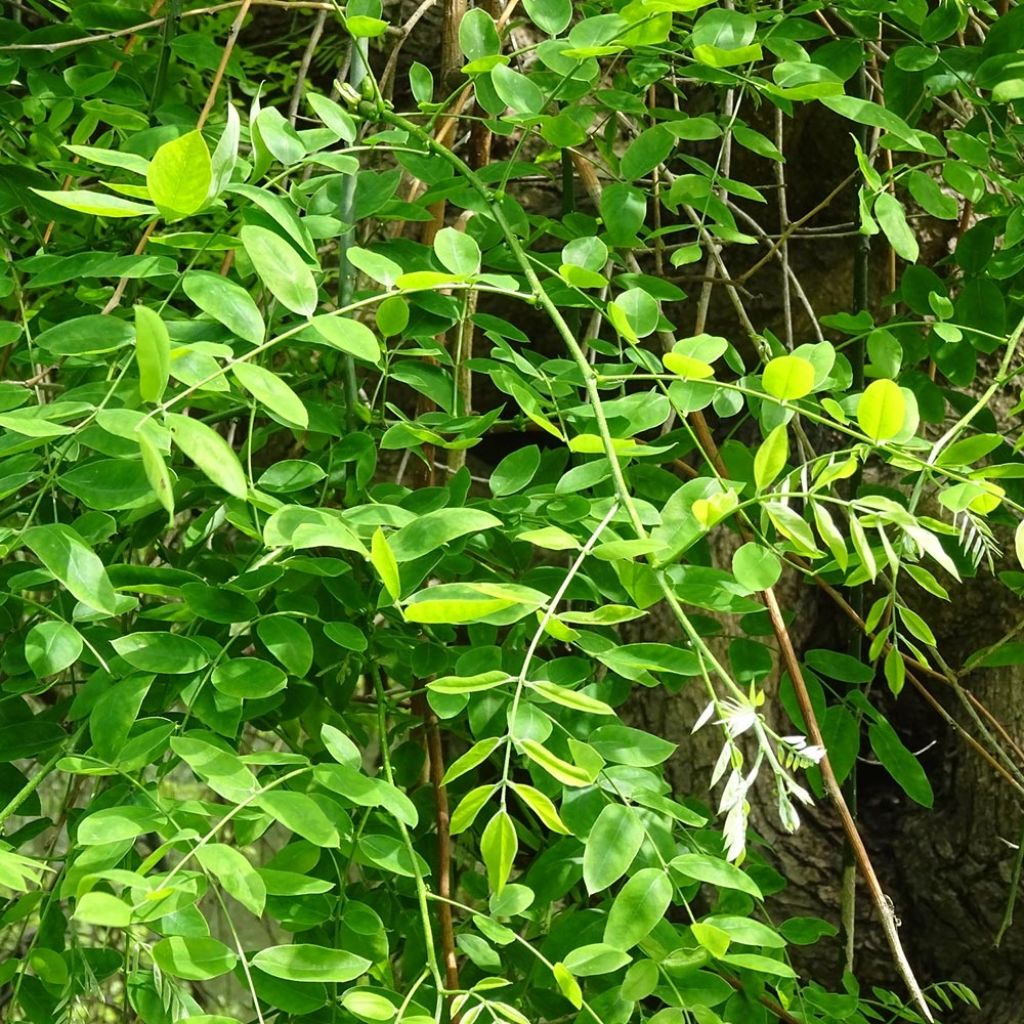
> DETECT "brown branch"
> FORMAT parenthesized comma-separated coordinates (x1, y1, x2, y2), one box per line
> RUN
(412, 693, 460, 997)
(41, 0, 168, 247)
(98, 0, 255, 315)
(763, 589, 933, 1020)
(733, 172, 859, 285)
(684, 404, 932, 1017)
(722, 973, 803, 1024)
(379, 0, 440, 99)
(287, 8, 328, 126)
(0, 0, 334, 51)
(197, 0, 251, 128)
(908, 674, 1024, 798)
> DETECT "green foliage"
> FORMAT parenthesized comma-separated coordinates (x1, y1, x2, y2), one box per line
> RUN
(4, 0, 1023, 1021)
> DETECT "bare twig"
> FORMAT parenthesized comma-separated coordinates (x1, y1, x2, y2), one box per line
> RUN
(0, 0, 333, 51)
(763, 588, 934, 1022)
(287, 8, 328, 125)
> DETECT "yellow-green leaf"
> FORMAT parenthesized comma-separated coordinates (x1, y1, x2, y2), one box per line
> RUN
(754, 424, 788, 491)
(520, 738, 592, 787)
(762, 355, 815, 400)
(857, 379, 906, 441)
(147, 131, 212, 221)
(134, 305, 170, 403)
(371, 528, 401, 601)
(231, 361, 308, 427)
(166, 413, 248, 498)
(511, 782, 570, 834)
(553, 962, 583, 1008)
(664, 351, 714, 379)
(526, 680, 614, 715)
(31, 189, 155, 218)
(138, 429, 175, 520)
(480, 809, 518, 895)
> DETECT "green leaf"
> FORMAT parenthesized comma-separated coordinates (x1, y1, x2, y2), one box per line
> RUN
(252, 944, 371, 983)
(450, 785, 496, 834)
(23, 524, 119, 616)
(316, 763, 418, 827)
(526, 680, 614, 716)
(241, 225, 318, 317)
(112, 632, 209, 674)
(512, 782, 570, 834)
(212, 658, 287, 699)
(868, 720, 933, 807)
(134, 305, 170, 403)
(139, 431, 175, 518)
(754, 424, 788, 491)
(196, 843, 267, 916)
(481, 809, 518, 895)
(428, 670, 511, 694)
(563, 943, 632, 976)
(603, 868, 673, 950)
(524, 0, 572, 35)
(90, 674, 151, 760)
(172, 735, 259, 803)
(311, 315, 381, 363)
(77, 805, 166, 844)
(389, 508, 501, 561)
(704, 915, 786, 948)
(906, 169, 958, 220)
(31, 189, 155, 217)
(166, 412, 248, 498)
(762, 355, 815, 400)
(584, 804, 644, 894)
(491, 64, 546, 115)
(75, 891, 133, 928)
(692, 922, 731, 958)
(258, 790, 339, 846)
(519, 738, 592, 787)
(232, 361, 308, 427)
(371, 528, 401, 601)
(434, 227, 481, 275)
(307, 93, 357, 142)
(856, 379, 906, 441)
(589, 724, 676, 766)
(404, 582, 546, 625)
(147, 131, 212, 221)
(257, 617, 313, 676)
(443, 737, 502, 785)
(25, 620, 83, 678)
(152, 937, 237, 981)
(342, 990, 397, 1021)
(721, 952, 795, 978)
(376, 295, 409, 337)
(671, 854, 763, 898)
(183, 271, 266, 346)
(621, 126, 675, 181)
(553, 962, 583, 1009)
(731, 543, 781, 592)
(874, 192, 920, 262)
(321, 723, 361, 768)
(459, 7, 500, 60)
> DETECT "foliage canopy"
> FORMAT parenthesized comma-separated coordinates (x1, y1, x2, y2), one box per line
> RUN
(1, 0, 1024, 1021)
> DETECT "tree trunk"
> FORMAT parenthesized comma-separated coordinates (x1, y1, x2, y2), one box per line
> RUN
(629, 555, 1024, 1021)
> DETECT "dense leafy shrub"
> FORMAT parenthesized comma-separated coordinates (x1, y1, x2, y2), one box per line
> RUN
(2, 0, 1024, 1021)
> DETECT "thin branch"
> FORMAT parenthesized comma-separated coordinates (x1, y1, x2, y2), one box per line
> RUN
(763, 588, 934, 1022)
(0, 0, 334, 51)
(413, 694, 461, 995)
(197, 0, 252, 128)
(287, 8, 328, 125)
